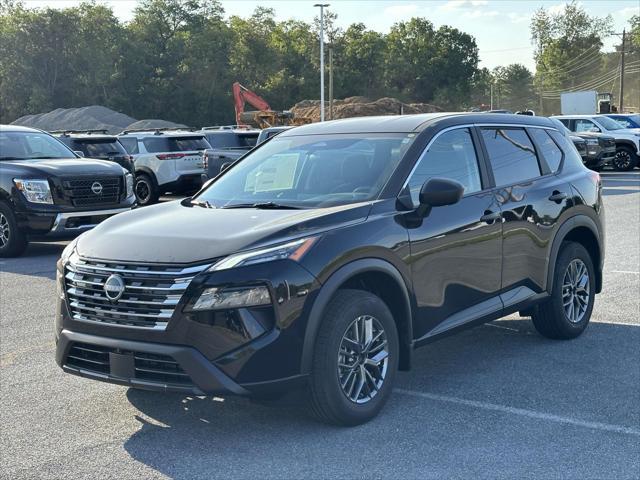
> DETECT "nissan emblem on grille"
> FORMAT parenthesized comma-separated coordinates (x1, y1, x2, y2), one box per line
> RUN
(104, 274, 125, 301)
(91, 181, 103, 195)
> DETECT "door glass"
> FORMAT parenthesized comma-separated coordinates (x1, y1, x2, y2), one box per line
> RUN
(529, 128, 563, 172)
(481, 128, 540, 186)
(574, 119, 598, 133)
(407, 128, 482, 206)
(119, 137, 139, 154)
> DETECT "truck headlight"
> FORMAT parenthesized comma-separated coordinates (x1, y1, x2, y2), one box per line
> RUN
(191, 285, 271, 311)
(586, 139, 599, 145)
(13, 178, 53, 204)
(125, 174, 134, 197)
(209, 237, 317, 271)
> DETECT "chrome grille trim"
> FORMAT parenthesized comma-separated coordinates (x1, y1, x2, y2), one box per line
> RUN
(65, 256, 210, 329)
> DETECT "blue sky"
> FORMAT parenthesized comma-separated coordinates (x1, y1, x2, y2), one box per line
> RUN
(25, 1, 639, 70)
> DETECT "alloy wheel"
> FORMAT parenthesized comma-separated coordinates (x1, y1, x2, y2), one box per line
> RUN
(337, 315, 389, 404)
(135, 179, 151, 204)
(0, 213, 9, 248)
(614, 151, 632, 170)
(562, 259, 590, 323)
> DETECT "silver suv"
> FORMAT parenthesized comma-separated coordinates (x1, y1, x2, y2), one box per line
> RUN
(117, 129, 210, 205)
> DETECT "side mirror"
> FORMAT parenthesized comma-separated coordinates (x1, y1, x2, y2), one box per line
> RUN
(417, 178, 464, 216)
(589, 127, 600, 133)
(73, 150, 85, 157)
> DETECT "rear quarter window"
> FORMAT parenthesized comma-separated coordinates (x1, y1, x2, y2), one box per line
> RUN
(548, 130, 584, 171)
(529, 128, 563, 173)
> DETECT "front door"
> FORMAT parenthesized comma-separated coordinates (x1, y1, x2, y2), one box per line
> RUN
(405, 127, 503, 341)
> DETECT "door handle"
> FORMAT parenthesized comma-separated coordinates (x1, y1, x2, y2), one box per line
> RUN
(480, 211, 501, 223)
(548, 191, 568, 202)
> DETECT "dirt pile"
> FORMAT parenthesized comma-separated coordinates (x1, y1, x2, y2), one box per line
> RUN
(11, 106, 185, 134)
(290, 96, 443, 122)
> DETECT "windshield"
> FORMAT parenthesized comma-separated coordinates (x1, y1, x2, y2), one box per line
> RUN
(194, 133, 417, 209)
(205, 132, 258, 149)
(76, 139, 128, 157)
(142, 136, 210, 153)
(596, 116, 627, 131)
(0, 130, 75, 160)
(611, 115, 640, 129)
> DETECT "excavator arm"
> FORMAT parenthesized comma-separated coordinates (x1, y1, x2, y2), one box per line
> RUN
(233, 82, 271, 125)
(232, 81, 311, 128)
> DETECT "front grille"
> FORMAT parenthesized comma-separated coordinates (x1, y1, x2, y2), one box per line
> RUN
(62, 176, 123, 207)
(65, 257, 209, 329)
(64, 342, 194, 386)
(134, 352, 192, 385)
(601, 138, 616, 149)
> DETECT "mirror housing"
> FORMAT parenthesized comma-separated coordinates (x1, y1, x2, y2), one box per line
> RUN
(417, 178, 464, 216)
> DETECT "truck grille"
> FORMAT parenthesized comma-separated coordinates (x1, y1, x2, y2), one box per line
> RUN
(65, 257, 209, 329)
(62, 176, 123, 207)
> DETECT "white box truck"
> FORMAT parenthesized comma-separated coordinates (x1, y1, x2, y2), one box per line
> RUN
(560, 91, 598, 115)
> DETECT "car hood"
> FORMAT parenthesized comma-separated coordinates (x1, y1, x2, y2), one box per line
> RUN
(77, 200, 372, 264)
(608, 128, 640, 135)
(4, 158, 126, 176)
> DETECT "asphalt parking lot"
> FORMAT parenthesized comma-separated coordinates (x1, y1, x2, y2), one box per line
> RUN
(1, 171, 638, 479)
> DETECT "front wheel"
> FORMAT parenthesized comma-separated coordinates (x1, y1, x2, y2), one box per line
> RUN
(0, 202, 28, 258)
(134, 173, 159, 206)
(612, 146, 638, 171)
(532, 242, 595, 339)
(309, 289, 399, 426)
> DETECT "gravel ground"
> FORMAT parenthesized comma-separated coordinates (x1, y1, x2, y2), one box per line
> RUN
(1, 171, 638, 479)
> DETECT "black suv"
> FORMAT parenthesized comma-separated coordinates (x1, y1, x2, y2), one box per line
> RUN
(0, 126, 136, 257)
(53, 130, 135, 174)
(55, 114, 604, 426)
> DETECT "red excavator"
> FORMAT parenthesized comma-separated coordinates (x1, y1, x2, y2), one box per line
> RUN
(233, 82, 311, 129)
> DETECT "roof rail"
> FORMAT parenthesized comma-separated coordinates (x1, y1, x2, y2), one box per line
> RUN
(120, 127, 196, 135)
(49, 129, 110, 136)
(201, 125, 250, 131)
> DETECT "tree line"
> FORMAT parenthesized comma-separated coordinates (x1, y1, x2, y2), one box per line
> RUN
(0, 0, 637, 126)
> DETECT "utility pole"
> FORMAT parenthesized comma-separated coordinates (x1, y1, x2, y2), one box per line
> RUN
(538, 73, 544, 116)
(329, 46, 334, 120)
(314, 4, 329, 122)
(490, 82, 494, 110)
(619, 29, 625, 113)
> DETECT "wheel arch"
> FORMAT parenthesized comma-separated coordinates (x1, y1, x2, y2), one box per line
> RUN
(548, 215, 603, 294)
(615, 139, 638, 152)
(301, 258, 414, 375)
(134, 166, 158, 185)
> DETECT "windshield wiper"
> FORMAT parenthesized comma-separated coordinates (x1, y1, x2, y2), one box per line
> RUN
(191, 199, 215, 209)
(222, 202, 302, 210)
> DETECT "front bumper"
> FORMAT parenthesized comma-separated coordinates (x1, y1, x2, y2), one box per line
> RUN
(56, 329, 249, 395)
(583, 148, 616, 168)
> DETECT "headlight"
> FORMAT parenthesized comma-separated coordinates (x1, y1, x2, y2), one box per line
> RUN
(13, 178, 53, 204)
(190, 285, 271, 311)
(125, 173, 134, 197)
(209, 237, 317, 271)
(586, 139, 599, 145)
(60, 238, 78, 265)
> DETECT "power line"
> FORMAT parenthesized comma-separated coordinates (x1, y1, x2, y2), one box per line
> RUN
(537, 44, 601, 75)
(541, 68, 621, 95)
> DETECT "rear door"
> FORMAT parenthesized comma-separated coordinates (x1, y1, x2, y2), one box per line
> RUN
(479, 126, 572, 304)
(406, 127, 503, 341)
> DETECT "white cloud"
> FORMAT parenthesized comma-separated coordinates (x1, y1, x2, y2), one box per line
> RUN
(507, 12, 530, 24)
(614, 6, 639, 20)
(439, 0, 489, 12)
(383, 4, 420, 18)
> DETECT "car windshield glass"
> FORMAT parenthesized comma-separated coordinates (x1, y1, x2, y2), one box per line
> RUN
(0, 130, 75, 160)
(612, 115, 640, 128)
(77, 139, 127, 157)
(596, 116, 627, 131)
(143, 136, 211, 153)
(194, 133, 417, 209)
(206, 132, 258, 149)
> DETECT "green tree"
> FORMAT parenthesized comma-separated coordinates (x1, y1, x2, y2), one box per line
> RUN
(492, 64, 537, 111)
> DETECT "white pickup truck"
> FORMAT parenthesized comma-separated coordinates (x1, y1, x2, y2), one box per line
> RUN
(118, 129, 210, 205)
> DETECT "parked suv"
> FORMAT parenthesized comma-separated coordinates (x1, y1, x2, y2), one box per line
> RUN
(55, 114, 604, 426)
(52, 130, 134, 174)
(0, 126, 135, 257)
(549, 118, 615, 170)
(118, 129, 210, 205)
(552, 114, 640, 170)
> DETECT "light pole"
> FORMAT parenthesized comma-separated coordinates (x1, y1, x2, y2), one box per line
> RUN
(314, 3, 329, 121)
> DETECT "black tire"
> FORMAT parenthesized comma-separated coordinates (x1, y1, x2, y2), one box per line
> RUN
(309, 289, 399, 426)
(134, 173, 159, 206)
(532, 242, 595, 340)
(612, 146, 638, 171)
(0, 201, 28, 258)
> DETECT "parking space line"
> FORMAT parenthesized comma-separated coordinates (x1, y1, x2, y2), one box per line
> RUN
(395, 389, 640, 437)
(610, 271, 640, 275)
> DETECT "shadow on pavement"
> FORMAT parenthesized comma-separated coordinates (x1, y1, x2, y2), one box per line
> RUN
(122, 318, 640, 479)
(0, 241, 66, 279)
(602, 188, 640, 196)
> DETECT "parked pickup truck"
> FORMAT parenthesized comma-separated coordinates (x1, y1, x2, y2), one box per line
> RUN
(198, 126, 260, 180)
(549, 118, 616, 170)
(0, 125, 135, 257)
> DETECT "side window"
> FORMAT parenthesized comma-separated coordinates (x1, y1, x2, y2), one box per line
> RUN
(119, 137, 139, 154)
(481, 128, 540, 186)
(574, 119, 598, 133)
(407, 128, 482, 205)
(548, 130, 584, 171)
(557, 118, 571, 129)
(529, 128, 563, 172)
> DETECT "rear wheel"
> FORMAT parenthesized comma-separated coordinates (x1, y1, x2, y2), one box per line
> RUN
(612, 146, 638, 171)
(532, 242, 595, 339)
(0, 202, 28, 258)
(134, 173, 159, 206)
(309, 289, 399, 426)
